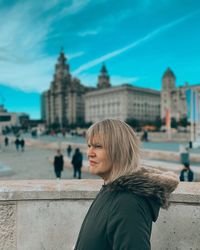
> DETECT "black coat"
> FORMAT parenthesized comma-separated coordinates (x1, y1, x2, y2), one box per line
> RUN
(74, 167, 179, 250)
(180, 169, 194, 182)
(54, 155, 64, 172)
(71, 152, 83, 169)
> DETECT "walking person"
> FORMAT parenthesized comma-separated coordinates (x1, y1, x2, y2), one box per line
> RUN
(15, 137, 20, 151)
(53, 149, 64, 179)
(180, 163, 194, 182)
(74, 119, 179, 250)
(20, 138, 25, 152)
(67, 145, 72, 158)
(71, 148, 83, 179)
(4, 136, 9, 147)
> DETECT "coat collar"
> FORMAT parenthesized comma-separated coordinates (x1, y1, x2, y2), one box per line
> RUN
(106, 167, 179, 209)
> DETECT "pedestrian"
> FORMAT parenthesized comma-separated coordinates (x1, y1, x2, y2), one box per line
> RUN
(20, 138, 25, 152)
(179, 163, 194, 182)
(67, 145, 72, 158)
(141, 129, 148, 141)
(15, 137, 20, 151)
(4, 136, 9, 147)
(71, 148, 83, 179)
(53, 149, 64, 179)
(74, 119, 179, 250)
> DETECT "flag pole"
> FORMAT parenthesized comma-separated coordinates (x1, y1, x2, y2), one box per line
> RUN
(190, 89, 194, 147)
(166, 108, 171, 140)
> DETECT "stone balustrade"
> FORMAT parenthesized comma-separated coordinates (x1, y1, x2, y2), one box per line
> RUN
(0, 180, 199, 250)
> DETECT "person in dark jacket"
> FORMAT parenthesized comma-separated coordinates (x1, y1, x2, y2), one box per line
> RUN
(4, 136, 9, 147)
(179, 163, 194, 182)
(15, 137, 20, 151)
(67, 145, 72, 158)
(74, 119, 179, 250)
(71, 148, 83, 179)
(53, 149, 64, 179)
(20, 138, 25, 152)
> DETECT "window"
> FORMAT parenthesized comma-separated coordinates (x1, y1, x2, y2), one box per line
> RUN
(0, 115, 11, 122)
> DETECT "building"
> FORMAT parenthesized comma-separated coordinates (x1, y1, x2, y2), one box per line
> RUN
(0, 105, 31, 133)
(161, 68, 200, 121)
(0, 105, 19, 133)
(85, 65, 160, 123)
(42, 50, 88, 127)
(44, 51, 200, 127)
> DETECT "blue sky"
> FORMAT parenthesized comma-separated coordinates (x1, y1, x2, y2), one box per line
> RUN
(0, 0, 200, 119)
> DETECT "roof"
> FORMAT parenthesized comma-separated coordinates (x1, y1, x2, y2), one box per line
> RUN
(162, 67, 176, 79)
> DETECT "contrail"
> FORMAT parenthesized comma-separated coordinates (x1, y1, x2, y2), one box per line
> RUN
(73, 10, 200, 75)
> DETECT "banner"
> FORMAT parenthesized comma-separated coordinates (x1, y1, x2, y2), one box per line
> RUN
(185, 89, 192, 122)
(192, 90, 198, 123)
(195, 92, 200, 142)
(186, 89, 198, 123)
(186, 88, 200, 143)
(165, 108, 171, 129)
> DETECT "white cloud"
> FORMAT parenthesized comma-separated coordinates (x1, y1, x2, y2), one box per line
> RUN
(0, 57, 56, 92)
(0, 1, 85, 93)
(73, 10, 200, 75)
(60, 0, 91, 17)
(78, 27, 101, 37)
(68, 51, 85, 59)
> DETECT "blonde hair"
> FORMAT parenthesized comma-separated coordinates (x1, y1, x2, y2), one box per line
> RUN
(86, 119, 141, 182)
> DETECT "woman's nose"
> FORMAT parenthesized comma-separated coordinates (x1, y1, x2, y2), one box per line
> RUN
(87, 147, 95, 157)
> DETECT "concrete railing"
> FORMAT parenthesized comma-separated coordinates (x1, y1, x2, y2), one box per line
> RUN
(0, 180, 199, 250)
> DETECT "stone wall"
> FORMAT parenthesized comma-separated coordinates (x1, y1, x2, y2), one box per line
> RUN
(0, 180, 199, 250)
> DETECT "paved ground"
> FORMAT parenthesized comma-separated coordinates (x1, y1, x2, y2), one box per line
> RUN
(0, 143, 99, 180)
(0, 135, 199, 180)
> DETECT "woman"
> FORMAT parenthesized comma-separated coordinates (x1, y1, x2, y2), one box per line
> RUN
(74, 119, 179, 250)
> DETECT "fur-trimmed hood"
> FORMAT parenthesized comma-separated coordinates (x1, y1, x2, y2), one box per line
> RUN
(107, 167, 179, 221)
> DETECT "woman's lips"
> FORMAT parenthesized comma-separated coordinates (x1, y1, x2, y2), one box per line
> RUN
(89, 160, 97, 165)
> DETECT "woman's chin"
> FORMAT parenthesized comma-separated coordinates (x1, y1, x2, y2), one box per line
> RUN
(89, 165, 95, 173)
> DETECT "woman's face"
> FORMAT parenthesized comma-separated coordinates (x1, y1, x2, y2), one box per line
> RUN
(87, 135, 112, 182)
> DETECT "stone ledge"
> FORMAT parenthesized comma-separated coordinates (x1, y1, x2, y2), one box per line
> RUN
(0, 180, 102, 201)
(0, 180, 199, 204)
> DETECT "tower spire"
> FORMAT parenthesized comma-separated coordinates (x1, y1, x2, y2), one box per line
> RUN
(97, 63, 111, 89)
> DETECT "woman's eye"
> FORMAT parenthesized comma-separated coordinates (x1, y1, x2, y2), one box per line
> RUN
(94, 144, 102, 149)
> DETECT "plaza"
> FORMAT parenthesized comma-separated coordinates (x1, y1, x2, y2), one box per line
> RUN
(0, 133, 199, 181)
(0, 140, 98, 180)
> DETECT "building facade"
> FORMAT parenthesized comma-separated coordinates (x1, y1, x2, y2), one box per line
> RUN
(85, 66, 160, 123)
(43, 52, 200, 127)
(161, 68, 200, 121)
(42, 50, 87, 127)
(0, 105, 17, 128)
(0, 105, 30, 133)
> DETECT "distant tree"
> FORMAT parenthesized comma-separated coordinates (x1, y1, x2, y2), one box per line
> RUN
(171, 117, 178, 129)
(72, 119, 92, 129)
(62, 117, 68, 129)
(51, 117, 60, 131)
(154, 117, 162, 130)
(178, 117, 188, 127)
(126, 118, 140, 129)
(76, 117, 85, 128)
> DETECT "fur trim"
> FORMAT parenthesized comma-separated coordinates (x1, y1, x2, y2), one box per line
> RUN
(108, 167, 179, 209)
